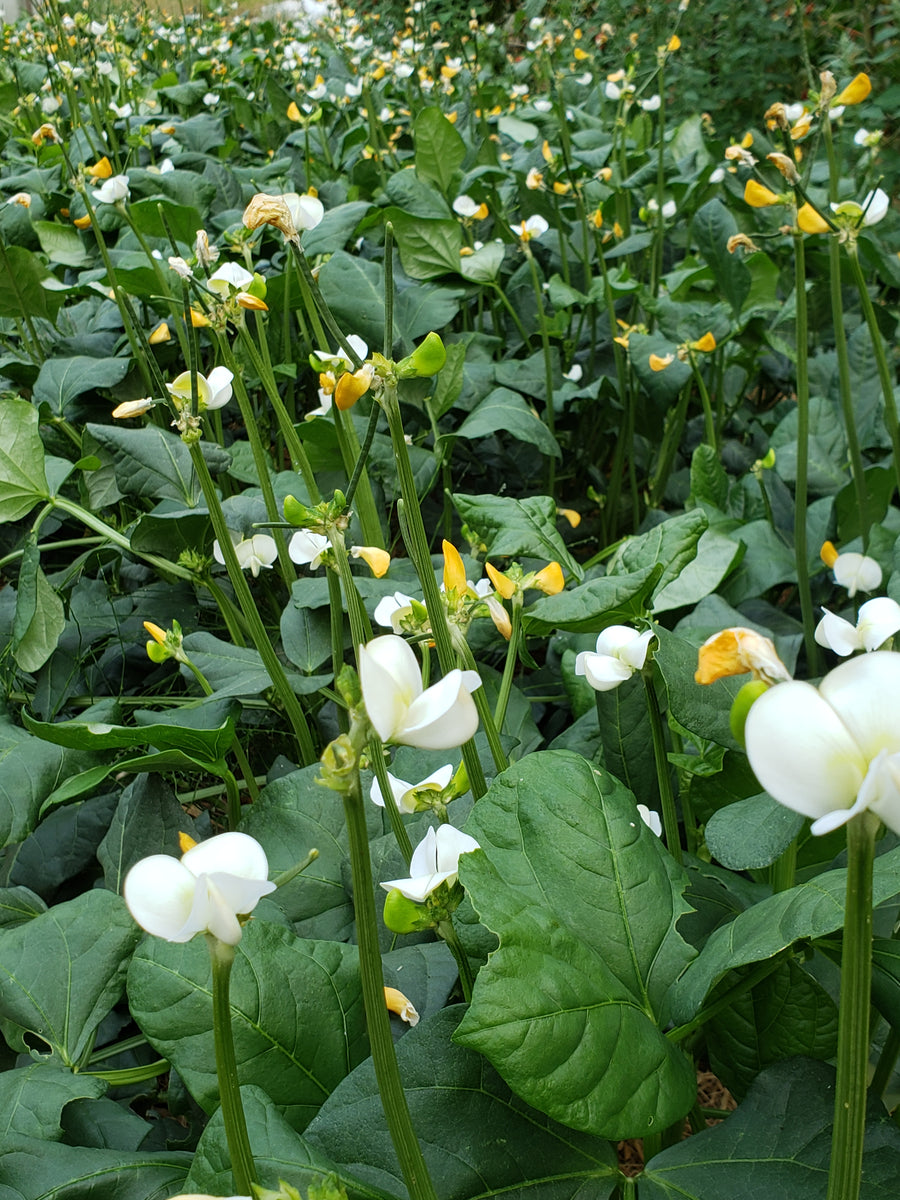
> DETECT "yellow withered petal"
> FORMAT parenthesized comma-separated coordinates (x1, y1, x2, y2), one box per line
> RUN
(178, 832, 198, 854)
(649, 352, 674, 371)
(695, 627, 790, 686)
(744, 179, 780, 208)
(286, 100, 301, 122)
(532, 562, 565, 595)
(485, 561, 516, 599)
(442, 540, 468, 594)
(833, 72, 871, 107)
(190, 309, 209, 327)
(73, 214, 91, 229)
(148, 322, 171, 344)
(236, 292, 268, 311)
(384, 986, 419, 1026)
(667, 34, 681, 51)
(693, 331, 716, 353)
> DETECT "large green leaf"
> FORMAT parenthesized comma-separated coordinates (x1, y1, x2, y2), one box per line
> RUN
(384, 208, 462, 280)
(97, 773, 201, 894)
(0, 1063, 106, 1141)
(184, 1085, 395, 1200)
(0, 889, 140, 1065)
(0, 727, 96, 849)
(692, 198, 750, 318)
(32, 355, 131, 418)
(128, 920, 368, 1130)
(414, 106, 466, 195)
(455, 751, 697, 1140)
(0, 1137, 191, 1200)
(668, 845, 900, 1023)
(12, 541, 65, 673)
(452, 493, 583, 582)
(0, 399, 49, 521)
(638, 1058, 900, 1198)
(607, 510, 707, 602)
(704, 959, 837, 1100)
(32, 219, 91, 268)
(83, 424, 230, 506)
(24, 707, 236, 761)
(316, 252, 386, 353)
(181, 632, 331, 698)
(305, 1007, 620, 1200)
(0, 244, 67, 322)
(524, 567, 660, 635)
(457, 387, 561, 457)
(705, 793, 804, 871)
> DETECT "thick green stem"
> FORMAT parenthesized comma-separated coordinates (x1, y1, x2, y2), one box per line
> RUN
(642, 668, 682, 865)
(342, 782, 438, 1200)
(524, 244, 558, 496)
(451, 628, 508, 774)
(437, 918, 474, 1003)
(188, 443, 316, 765)
(828, 239, 870, 545)
(493, 595, 523, 732)
(792, 231, 822, 676)
(769, 839, 797, 893)
(207, 936, 257, 1195)
(826, 812, 877, 1200)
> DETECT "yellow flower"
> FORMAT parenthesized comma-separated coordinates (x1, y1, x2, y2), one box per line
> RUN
(532, 561, 565, 594)
(112, 397, 155, 419)
(148, 322, 171, 345)
(692, 331, 716, 353)
(442, 540, 468, 594)
(236, 292, 268, 311)
(694, 627, 791, 685)
(744, 179, 781, 208)
(667, 34, 681, 51)
(88, 156, 113, 179)
(833, 72, 871, 107)
(286, 100, 301, 122)
(649, 352, 674, 371)
(485, 561, 515, 599)
(384, 986, 419, 1026)
(797, 203, 830, 234)
(351, 545, 391, 578)
(558, 507, 581, 528)
(190, 309, 209, 328)
(334, 362, 374, 410)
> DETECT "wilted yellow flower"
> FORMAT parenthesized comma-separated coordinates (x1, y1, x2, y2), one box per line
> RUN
(541, 139, 554, 164)
(31, 122, 58, 145)
(766, 152, 799, 183)
(148, 322, 171, 345)
(790, 113, 813, 140)
(87, 156, 113, 179)
(649, 352, 674, 371)
(695, 627, 791, 685)
(7, 192, 31, 207)
(242, 192, 297, 241)
(666, 34, 681, 51)
(526, 167, 544, 190)
(384, 986, 419, 1025)
(726, 233, 761, 254)
(112, 397, 155, 419)
(553, 181, 571, 195)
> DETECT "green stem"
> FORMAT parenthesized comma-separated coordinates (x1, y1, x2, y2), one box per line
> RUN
(437, 918, 474, 1003)
(524, 244, 558, 496)
(769, 839, 797, 893)
(642, 668, 681, 865)
(207, 936, 257, 1195)
(223, 768, 242, 830)
(825, 812, 877, 1200)
(828, 239, 870, 545)
(50, 496, 194, 580)
(493, 594, 523, 732)
(689, 352, 717, 452)
(382, 382, 488, 800)
(187, 443, 316, 765)
(870, 1023, 900, 1100)
(667, 950, 792, 1044)
(846, 244, 900, 506)
(181, 654, 260, 802)
(331, 405, 384, 548)
(342, 781, 438, 1200)
(451, 628, 508, 774)
(792, 229, 822, 676)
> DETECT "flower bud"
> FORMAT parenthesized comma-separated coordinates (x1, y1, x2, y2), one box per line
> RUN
(397, 331, 447, 379)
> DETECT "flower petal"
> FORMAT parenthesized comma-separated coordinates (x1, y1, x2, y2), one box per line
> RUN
(123, 855, 197, 941)
(819, 651, 900, 764)
(181, 831, 272, 882)
(359, 635, 423, 743)
(399, 669, 480, 749)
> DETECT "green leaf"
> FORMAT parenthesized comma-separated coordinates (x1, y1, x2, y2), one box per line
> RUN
(0, 398, 49, 521)
(414, 106, 466, 195)
(455, 751, 697, 1139)
(23, 707, 236, 761)
(652, 529, 743, 613)
(32, 219, 91, 267)
(83, 423, 230, 507)
(524, 567, 660, 635)
(306, 1007, 620, 1199)
(181, 632, 330, 698)
(689, 443, 729, 510)
(653, 624, 743, 750)
(0, 730, 96, 849)
(718, 519, 797, 606)
(33, 355, 131, 418)
(497, 113, 539, 143)
(393, 283, 464, 345)
(705, 959, 837, 1100)
(384, 208, 462, 280)
(0, 1136, 191, 1199)
(668, 844, 900, 1024)
(593, 674, 659, 804)
(0, 1062, 107, 1140)
(0, 889, 140, 1065)
(0, 886, 47, 929)
(456, 387, 561, 457)
(316, 252, 385, 353)
(771, 396, 848, 495)
(281, 604, 333, 673)
(452, 493, 584, 582)
(185, 1085, 394, 1200)
(692, 198, 751, 318)
(705, 793, 805, 870)
(302, 201, 371, 257)
(12, 541, 65, 673)
(97, 773, 201, 894)
(458, 240, 505, 283)
(0, 244, 67, 322)
(639, 1057, 900, 1198)
(127, 196, 203, 245)
(128, 921, 368, 1130)
(430, 340, 467, 419)
(608, 510, 708, 602)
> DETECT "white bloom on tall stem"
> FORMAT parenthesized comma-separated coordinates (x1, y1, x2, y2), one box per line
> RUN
(575, 625, 654, 691)
(821, 540, 882, 597)
(92, 174, 130, 203)
(168, 366, 234, 412)
(745, 652, 900, 836)
(288, 528, 330, 568)
(123, 832, 276, 944)
(359, 634, 481, 749)
(815, 597, 900, 656)
(381, 824, 480, 901)
(208, 262, 255, 295)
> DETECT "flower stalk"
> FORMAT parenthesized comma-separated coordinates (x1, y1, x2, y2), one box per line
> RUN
(207, 934, 257, 1197)
(641, 667, 682, 864)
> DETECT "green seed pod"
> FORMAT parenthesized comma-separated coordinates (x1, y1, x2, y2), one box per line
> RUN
(729, 679, 769, 747)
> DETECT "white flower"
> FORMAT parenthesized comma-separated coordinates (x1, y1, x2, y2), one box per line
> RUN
(109, 102, 133, 119)
(123, 832, 276, 944)
(815, 597, 900, 656)
(283, 192, 325, 231)
(314, 334, 368, 373)
(168, 366, 234, 411)
(213, 533, 278, 577)
(510, 214, 549, 242)
(605, 81, 622, 101)
(831, 551, 882, 597)
(373, 591, 419, 631)
(92, 174, 130, 204)
(710, 167, 726, 183)
(862, 187, 890, 225)
(208, 262, 254, 295)
(639, 94, 661, 112)
(637, 804, 663, 836)
(575, 625, 654, 691)
(168, 255, 194, 279)
(288, 529, 330, 569)
(370, 765, 454, 812)
(745, 652, 900, 836)
(854, 127, 883, 147)
(381, 824, 480, 901)
(784, 102, 807, 123)
(563, 363, 583, 383)
(359, 634, 481, 750)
